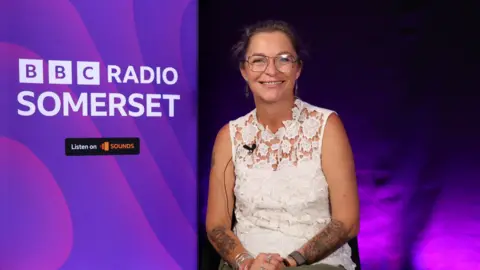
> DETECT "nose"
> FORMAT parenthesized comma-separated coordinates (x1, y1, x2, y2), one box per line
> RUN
(264, 58, 278, 75)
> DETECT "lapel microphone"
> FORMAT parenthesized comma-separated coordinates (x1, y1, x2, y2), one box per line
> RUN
(243, 143, 256, 154)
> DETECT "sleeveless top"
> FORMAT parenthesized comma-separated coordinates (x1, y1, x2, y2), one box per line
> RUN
(228, 99, 356, 270)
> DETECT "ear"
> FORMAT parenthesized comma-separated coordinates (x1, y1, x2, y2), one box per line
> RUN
(295, 63, 302, 80)
(240, 64, 248, 81)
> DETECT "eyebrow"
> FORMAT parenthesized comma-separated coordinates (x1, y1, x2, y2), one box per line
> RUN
(249, 51, 296, 57)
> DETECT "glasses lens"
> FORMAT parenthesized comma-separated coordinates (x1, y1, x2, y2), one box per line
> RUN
(247, 54, 297, 72)
(275, 54, 295, 72)
(248, 56, 268, 71)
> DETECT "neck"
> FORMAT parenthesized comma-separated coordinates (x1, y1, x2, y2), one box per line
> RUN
(254, 96, 295, 132)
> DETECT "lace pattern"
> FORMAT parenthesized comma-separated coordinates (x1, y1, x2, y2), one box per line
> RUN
(229, 99, 356, 270)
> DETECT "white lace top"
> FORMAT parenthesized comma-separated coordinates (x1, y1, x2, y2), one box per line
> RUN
(228, 99, 356, 270)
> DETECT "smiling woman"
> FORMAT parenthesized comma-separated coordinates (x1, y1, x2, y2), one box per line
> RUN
(205, 20, 360, 270)
(233, 22, 306, 103)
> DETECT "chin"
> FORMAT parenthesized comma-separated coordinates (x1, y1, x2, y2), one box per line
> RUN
(252, 90, 280, 103)
(258, 88, 291, 104)
(259, 94, 283, 104)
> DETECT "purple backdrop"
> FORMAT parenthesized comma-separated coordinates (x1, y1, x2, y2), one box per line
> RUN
(198, 1, 480, 269)
(0, 0, 197, 269)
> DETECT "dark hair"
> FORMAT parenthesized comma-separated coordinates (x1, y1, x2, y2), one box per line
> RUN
(232, 20, 308, 65)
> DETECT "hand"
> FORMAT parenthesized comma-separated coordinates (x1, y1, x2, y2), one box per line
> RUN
(249, 253, 283, 270)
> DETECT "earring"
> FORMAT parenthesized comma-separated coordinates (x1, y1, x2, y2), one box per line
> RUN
(295, 81, 299, 97)
(245, 84, 250, 98)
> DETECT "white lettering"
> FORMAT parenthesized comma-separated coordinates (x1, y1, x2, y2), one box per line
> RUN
(18, 59, 44, 84)
(123, 66, 139, 83)
(146, 94, 162, 117)
(140, 66, 155, 84)
(162, 94, 180, 117)
(17, 91, 180, 117)
(18, 59, 178, 85)
(77, 61, 100, 85)
(162, 67, 178, 85)
(37, 91, 61, 116)
(109, 93, 127, 116)
(128, 93, 144, 117)
(63, 92, 88, 116)
(71, 144, 89, 150)
(48, 60, 72, 85)
(90, 93, 108, 116)
(107, 65, 121, 83)
(106, 65, 178, 85)
(17, 91, 36, 116)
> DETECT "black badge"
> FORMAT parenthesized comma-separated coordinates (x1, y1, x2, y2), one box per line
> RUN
(65, 137, 140, 156)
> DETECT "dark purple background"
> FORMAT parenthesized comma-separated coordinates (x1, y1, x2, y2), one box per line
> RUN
(198, 1, 480, 269)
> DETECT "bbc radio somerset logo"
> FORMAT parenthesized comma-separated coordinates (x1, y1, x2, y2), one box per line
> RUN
(65, 138, 140, 156)
(17, 59, 180, 117)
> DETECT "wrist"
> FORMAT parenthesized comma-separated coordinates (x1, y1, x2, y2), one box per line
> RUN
(282, 256, 297, 267)
(234, 251, 254, 269)
(285, 256, 297, 267)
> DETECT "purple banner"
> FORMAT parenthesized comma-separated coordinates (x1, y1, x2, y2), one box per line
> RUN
(0, 0, 197, 269)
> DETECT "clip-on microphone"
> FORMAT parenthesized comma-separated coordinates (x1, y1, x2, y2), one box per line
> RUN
(243, 143, 256, 154)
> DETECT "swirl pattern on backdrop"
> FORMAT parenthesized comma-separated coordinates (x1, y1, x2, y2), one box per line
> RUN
(0, 0, 197, 269)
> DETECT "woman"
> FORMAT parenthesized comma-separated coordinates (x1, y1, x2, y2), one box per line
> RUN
(206, 20, 359, 270)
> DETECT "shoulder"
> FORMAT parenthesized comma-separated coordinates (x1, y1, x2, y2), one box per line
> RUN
(215, 123, 231, 142)
(302, 101, 347, 142)
(298, 99, 337, 124)
(228, 109, 256, 127)
(215, 109, 255, 146)
(298, 99, 349, 148)
(212, 124, 233, 161)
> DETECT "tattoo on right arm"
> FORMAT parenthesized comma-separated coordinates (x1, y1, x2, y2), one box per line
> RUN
(208, 225, 237, 260)
(300, 219, 350, 264)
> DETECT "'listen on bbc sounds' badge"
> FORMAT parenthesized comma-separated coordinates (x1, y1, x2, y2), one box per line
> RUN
(65, 138, 140, 156)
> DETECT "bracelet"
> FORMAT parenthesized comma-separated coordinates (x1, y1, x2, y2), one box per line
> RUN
(288, 251, 307, 266)
(234, 251, 254, 269)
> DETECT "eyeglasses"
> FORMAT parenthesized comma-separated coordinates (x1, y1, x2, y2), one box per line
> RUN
(244, 54, 299, 72)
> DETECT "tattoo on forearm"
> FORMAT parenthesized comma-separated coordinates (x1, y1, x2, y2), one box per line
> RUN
(301, 219, 351, 264)
(208, 225, 237, 260)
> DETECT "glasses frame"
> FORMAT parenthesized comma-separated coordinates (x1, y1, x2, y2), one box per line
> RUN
(242, 54, 300, 73)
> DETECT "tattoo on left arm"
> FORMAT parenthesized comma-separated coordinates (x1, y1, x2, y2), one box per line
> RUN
(208, 225, 238, 261)
(299, 219, 351, 264)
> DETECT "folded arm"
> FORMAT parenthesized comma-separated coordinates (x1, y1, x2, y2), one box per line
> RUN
(205, 124, 252, 267)
(291, 114, 360, 265)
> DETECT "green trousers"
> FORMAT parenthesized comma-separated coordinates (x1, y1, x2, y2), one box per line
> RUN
(219, 260, 345, 270)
